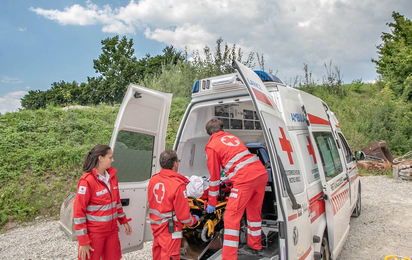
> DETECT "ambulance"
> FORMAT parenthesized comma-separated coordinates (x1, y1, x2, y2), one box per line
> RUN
(110, 61, 361, 260)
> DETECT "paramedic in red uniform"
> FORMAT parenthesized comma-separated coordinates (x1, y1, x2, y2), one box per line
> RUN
(205, 118, 268, 259)
(148, 149, 199, 260)
(73, 144, 132, 260)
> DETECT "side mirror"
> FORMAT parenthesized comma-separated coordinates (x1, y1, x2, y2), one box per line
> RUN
(354, 151, 365, 161)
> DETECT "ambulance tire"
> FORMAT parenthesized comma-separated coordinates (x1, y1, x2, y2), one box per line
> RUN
(321, 235, 331, 260)
(351, 182, 361, 218)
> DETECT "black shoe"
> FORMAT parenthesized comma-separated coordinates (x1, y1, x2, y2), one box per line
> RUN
(238, 245, 263, 256)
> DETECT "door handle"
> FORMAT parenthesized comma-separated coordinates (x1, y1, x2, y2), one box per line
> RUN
(121, 198, 130, 206)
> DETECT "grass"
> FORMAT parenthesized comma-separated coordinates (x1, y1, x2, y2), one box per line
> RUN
(0, 99, 189, 229)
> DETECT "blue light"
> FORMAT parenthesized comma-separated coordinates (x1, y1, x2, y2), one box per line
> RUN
(192, 81, 199, 93)
(254, 71, 283, 84)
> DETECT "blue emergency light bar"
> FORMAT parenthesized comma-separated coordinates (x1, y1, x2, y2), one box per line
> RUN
(192, 81, 199, 93)
(254, 70, 283, 83)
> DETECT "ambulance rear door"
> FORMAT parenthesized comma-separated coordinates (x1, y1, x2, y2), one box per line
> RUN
(109, 84, 172, 253)
(298, 91, 351, 259)
(233, 61, 313, 260)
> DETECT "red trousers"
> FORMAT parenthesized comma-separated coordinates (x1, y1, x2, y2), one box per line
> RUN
(222, 173, 268, 260)
(78, 227, 121, 260)
(152, 230, 181, 260)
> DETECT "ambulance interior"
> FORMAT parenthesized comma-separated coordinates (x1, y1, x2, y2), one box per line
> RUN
(176, 98, 280, 259)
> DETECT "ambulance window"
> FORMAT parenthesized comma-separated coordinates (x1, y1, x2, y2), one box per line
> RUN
(112, 130, 155, 182)
(313, 132, 342, 180)
(297, 134, 320, 184)
(338, 133, 354, 163)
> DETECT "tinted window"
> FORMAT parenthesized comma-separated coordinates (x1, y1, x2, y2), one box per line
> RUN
(313, 132, 342, 180)
(112, 130, 154, 182)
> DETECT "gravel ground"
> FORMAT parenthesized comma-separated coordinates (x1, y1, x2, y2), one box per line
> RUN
(1, 175, 411, 260)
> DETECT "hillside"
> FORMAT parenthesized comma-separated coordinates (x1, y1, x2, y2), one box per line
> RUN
(0, 98, 189, 228)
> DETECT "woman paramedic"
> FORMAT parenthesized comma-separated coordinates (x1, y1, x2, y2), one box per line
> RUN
(73, 144, 132, 260)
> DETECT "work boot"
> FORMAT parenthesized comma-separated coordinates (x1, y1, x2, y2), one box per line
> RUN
(238, 245, 263, 256)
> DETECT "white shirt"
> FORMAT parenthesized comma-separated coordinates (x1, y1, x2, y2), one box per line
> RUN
(97, 170, 111, 192)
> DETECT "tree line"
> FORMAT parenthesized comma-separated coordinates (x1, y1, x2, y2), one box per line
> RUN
(21, 36, 264, 109)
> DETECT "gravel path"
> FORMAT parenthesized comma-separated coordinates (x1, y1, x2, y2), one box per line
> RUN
(1, 176, 411, 260)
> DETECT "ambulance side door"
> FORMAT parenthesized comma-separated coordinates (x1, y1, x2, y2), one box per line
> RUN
(109, 84, 172, 253)
(298, 91, 351, 259)
(234, 61, 312, 260)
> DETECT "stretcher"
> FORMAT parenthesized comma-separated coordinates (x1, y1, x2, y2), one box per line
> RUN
(181, 179, 233, 260)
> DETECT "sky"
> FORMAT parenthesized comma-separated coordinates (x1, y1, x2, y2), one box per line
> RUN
(1, 0, 412, 114)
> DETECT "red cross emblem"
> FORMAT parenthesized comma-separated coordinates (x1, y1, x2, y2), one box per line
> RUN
(279, 127, 294, 165)
(221, 135, 240, 146)
(153, 183, 165, 203)
(306, 136, 317, 164)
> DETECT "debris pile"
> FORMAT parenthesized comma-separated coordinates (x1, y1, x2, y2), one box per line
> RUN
(357, 141, 412, 180)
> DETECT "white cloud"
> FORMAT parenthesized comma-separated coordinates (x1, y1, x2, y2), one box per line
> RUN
(29, 0, 412, 82)
(18, 27, 27, 32)
(2, 76, 24, 84)
(0, 91, 28, 115)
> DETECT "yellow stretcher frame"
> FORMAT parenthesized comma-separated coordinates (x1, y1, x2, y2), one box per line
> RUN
(384, 255, 411, 260)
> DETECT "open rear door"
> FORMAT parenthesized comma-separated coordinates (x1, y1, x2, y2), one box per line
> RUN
(233, 61, 313, 260)
(109, 84, 172, 253)
(298, 91, 351, 258)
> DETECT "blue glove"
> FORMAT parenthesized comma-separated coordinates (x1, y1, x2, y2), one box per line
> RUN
(194, 215, 199, 222)
(206, 204, 216, 214)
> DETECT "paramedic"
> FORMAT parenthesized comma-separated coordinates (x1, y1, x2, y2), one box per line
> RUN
(73, 144, 132, 260)
(205, 118, 268, 259)
(148, 149, 199, 260)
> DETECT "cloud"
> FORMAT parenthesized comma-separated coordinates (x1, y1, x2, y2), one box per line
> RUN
(0, 91, 28, 115)
(18, 27, 27, 32)
(2, 76, 24, 84)
(29, 0, 412, 82)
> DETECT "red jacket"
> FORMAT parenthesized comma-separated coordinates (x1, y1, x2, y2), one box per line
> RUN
(148, 169, 197, 237)
(73, 167, 131, 246)
(205, 131, 267, 206)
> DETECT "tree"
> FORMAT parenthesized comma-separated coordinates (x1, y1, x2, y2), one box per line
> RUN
(372, 12, 412, 100)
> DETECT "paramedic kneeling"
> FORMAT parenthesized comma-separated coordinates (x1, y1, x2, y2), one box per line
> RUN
(205, 118, 268, 259)
(148, 149, 199, 260)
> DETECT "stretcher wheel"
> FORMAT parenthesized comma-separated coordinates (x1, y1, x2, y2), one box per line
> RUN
(201, 226, 211, 242)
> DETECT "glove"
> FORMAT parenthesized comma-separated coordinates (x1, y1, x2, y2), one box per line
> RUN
(194, 215, 199, 222)
(206, 204, 216, 214)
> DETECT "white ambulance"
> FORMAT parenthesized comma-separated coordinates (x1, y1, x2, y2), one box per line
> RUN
(110, 61, 361, 260)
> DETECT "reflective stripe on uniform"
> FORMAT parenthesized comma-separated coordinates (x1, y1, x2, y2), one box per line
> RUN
(223, 240, 239, 247)
(86, 212, 117, 222)
(247, 220, 262, 227)
(118, 213, 125, 218)
(150, 218, 170, 225)
(74, 217, 86, 224)
(209, 180, 220, 186)
(148, 209, 173, 218)
(86, 201, 116, 212)
(117, 203, 122, 209)
(225, 229, 239, 236)
(228, 156, 259, 179)
(209, 190, 219, 196)
(247, 228, 261, 236)
(224, 150, 251, 172)
(75, 228, 88, 236)
(181, 215, 193, 224)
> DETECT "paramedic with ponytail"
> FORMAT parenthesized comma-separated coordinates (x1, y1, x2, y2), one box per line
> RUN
(73, 144, 132, 260)
(205, 118, 268, 259)
(148, 149, 199, 260)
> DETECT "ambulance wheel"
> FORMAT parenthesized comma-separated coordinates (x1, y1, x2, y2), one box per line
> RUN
(321, 235, 331, 260)
(351, 182, 361, 218)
